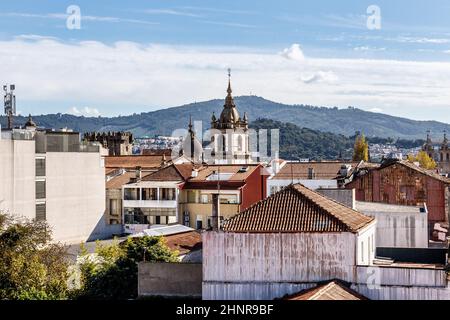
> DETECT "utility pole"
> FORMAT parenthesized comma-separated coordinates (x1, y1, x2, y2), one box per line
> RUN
(211, 167, 221, 231)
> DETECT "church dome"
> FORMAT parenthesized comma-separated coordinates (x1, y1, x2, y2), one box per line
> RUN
(25, 114, 37, 128)
(181, 116, 203, 163)
(219, 106, 240, 125)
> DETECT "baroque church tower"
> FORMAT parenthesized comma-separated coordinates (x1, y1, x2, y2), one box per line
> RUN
(210, 70, 251, 164)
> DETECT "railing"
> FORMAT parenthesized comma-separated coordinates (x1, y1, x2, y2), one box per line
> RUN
(123, 200, 178, 208)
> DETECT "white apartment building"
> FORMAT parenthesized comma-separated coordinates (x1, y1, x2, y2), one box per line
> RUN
(122, 164, 189, 234)
(0, 124, 115, 244)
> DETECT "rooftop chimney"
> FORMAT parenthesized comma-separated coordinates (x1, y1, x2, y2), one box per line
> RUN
(135, 166, 142, 180)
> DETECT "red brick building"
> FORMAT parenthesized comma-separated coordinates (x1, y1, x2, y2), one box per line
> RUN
(346, 160, 450, 224)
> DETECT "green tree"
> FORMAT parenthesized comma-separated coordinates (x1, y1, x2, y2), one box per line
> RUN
(76, 236, 178, 300)
(0, 213, 69, 300)
(352, 133, 369, 162)
(407, 151, 437, 170)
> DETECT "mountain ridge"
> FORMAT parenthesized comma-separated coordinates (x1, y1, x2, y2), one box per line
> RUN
(1, 96, 448, 140)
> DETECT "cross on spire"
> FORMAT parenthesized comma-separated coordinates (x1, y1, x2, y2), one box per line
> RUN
(227, 68, 232, 95)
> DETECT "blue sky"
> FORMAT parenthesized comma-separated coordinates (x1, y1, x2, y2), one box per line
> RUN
(0, 0, 450, 122)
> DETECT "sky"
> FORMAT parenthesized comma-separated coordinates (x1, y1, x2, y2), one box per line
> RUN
(0, 0, 450, 123)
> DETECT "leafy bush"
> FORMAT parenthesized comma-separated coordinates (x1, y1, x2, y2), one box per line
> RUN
(0, 213, 69, 300)
(75, 236, 179, 300)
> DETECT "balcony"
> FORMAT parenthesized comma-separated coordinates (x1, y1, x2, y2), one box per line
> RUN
(123, 199, 177, 209)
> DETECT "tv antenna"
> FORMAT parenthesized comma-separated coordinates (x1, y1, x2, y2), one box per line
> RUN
(3, 84, 16, 130)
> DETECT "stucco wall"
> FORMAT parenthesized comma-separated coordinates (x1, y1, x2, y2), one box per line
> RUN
(46, 152, 108, 243)
(317, 188, 355, 209)
(356, 202, 428, 248)
(138, 262, 202, 298)
(0, 139, 36, 218)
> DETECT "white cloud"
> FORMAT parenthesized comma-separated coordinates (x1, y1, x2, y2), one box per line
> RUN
(368, 108, 383, 113)
(394, 36, 450, 44)
(0, 12, 158, 26)
(353, 46, 386, 52)
(1, 39, 450, 122)
(280, 44, 305, 62)
(69, 107, 100, 117)
(142, 9, 202, 18)
(300, 71, 339, 84)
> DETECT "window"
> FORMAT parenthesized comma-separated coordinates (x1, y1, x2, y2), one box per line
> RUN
(109, 199, 119, 216)
(361, 241, 364, 263)
(187, 190, 196, 203)
(161, 188, 176, 200)
(308, 168, 315, 180)
(201, 194, 209, 204)
(124, 188, 140, 200)
(220, 194, 238, 204)
(196, 215, 203, 230)
(124, 208, 146, 224)
(237, 135, 243, 151)
(36, 181, 46, 199)
(142, 188, 157, 200)
(35, 158, 46, 177)
(155, 216, 161, 224)
(36, 203, 46, 221)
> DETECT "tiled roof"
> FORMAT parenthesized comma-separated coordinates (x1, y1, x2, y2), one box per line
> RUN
(273, 162, 358, 180)
(104, 155, 168, 170)
(141, 149, 172, 156)
(188, 164, 261, 182)
(141, 163, 198, 182)
(395, 160, 450, 184)
(222, 184, 374, 233)
(106, 171, 151, 189)
(163, 231, 202, 255)
(283, 280, 368, 300)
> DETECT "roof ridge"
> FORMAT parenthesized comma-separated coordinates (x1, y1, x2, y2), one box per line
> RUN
(221, 185, 292, 225)
(291, 184, 374, 232)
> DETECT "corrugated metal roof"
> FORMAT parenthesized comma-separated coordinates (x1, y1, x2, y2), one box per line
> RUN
(222, 184, 374, 233)
(131, 224, 194, 237)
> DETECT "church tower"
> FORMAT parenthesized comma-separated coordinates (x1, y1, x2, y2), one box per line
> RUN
(210, 70, 251, 164)
(180, 116, 203, 164)
(439, 131, 450, 166)
(422, 130, 436, 160)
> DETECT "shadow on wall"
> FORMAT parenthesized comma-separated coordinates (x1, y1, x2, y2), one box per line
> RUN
(87, 215, 123, 242)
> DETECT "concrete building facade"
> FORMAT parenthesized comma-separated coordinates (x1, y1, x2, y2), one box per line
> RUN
(0, 125, 114, 243)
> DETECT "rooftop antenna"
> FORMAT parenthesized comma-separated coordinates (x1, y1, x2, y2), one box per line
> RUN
(3, 84, 16, 130)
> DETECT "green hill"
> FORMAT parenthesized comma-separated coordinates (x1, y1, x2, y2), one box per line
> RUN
(1, 96, 448, 140)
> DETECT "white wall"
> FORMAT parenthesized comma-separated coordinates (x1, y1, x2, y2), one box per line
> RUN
(0, 138, 36, 218)
(356, 222, 377, 266)
(267, 178, 338, 197)
(356, 202, 428, 248)
(202, 231, 357, 300)
(46, 152, 107, 243)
